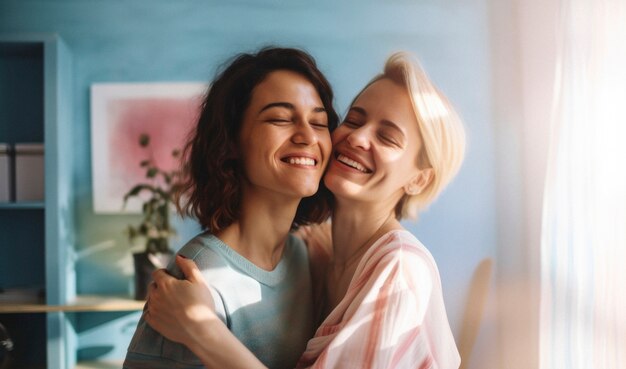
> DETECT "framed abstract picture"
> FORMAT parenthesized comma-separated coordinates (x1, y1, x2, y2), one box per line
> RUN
(90, 82, 206, 213)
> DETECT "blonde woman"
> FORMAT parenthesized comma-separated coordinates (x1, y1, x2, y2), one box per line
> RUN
(146, 52, 465, 369)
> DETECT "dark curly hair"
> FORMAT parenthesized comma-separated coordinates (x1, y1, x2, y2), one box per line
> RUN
(175, 47, 338, 232)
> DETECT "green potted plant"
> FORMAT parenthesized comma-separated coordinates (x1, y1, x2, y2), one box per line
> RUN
(123, 133, 181, 300)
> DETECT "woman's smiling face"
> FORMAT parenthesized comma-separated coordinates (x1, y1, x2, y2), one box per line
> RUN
(324, 78, 429, 205)
(238, 69, 332, 200)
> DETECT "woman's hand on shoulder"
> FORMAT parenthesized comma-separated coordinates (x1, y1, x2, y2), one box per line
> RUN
(145, 255, 219, 348)
(146, 255, 269, 369)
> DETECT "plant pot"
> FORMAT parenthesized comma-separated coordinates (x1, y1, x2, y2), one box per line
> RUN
(132, 251, 174, 300)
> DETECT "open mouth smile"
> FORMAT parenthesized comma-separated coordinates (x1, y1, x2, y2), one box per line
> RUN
(281, 156, 317, 167)
(336, 153, 372, 173)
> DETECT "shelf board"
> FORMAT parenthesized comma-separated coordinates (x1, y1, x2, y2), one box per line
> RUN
(75, 360, 124, 369)
(0, 201, 45, 209)
(0, 295, 145, 313)
(75, 361, 124, 369)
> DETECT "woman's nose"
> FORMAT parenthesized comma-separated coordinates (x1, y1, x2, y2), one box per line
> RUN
(292, 121, 318, 145)
(346, 125, 371, 150)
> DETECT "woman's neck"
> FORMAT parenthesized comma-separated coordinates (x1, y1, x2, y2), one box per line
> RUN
(321, 197, 402, 314)
(330, 198, 402, 267)
(217, 188, 300, 271)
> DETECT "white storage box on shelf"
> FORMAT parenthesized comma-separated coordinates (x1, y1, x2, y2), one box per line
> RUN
(0, 143, 10, 202)
(15, 143, 44, 201)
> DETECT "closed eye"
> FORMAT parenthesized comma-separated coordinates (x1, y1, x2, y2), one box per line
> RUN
(342, 119, 362, 128)
(266, 118, 292, 124)
(378, 133, 401, 147)
(311, 122, 329, 129)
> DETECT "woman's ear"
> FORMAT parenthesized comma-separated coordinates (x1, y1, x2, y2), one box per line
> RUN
(404, 168, 434, 195)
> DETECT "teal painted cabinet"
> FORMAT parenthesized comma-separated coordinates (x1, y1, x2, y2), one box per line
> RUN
(0, 33, 144, 369)
(0, 33, 75, 369)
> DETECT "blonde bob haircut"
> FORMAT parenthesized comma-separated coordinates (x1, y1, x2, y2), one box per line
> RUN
(355, 52, 466, 219)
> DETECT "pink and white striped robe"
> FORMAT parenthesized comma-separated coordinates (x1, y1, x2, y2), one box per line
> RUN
(296, 230, 460, 369)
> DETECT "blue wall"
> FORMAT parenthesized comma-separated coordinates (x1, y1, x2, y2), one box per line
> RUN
(1, 0, 497, 362)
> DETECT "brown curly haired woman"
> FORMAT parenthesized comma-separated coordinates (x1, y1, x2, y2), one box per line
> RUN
(123, 47, 338, 369)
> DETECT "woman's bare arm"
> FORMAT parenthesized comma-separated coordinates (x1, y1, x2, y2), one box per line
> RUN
(145, 255, 268, 369)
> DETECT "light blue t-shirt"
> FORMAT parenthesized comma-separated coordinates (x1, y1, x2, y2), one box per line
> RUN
(124, 232, 314, 369)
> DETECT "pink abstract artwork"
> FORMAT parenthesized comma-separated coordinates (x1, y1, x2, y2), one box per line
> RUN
(91, 83, 206, 213)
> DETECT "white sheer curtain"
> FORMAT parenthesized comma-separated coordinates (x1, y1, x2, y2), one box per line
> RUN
(540, 0, 626, 368)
